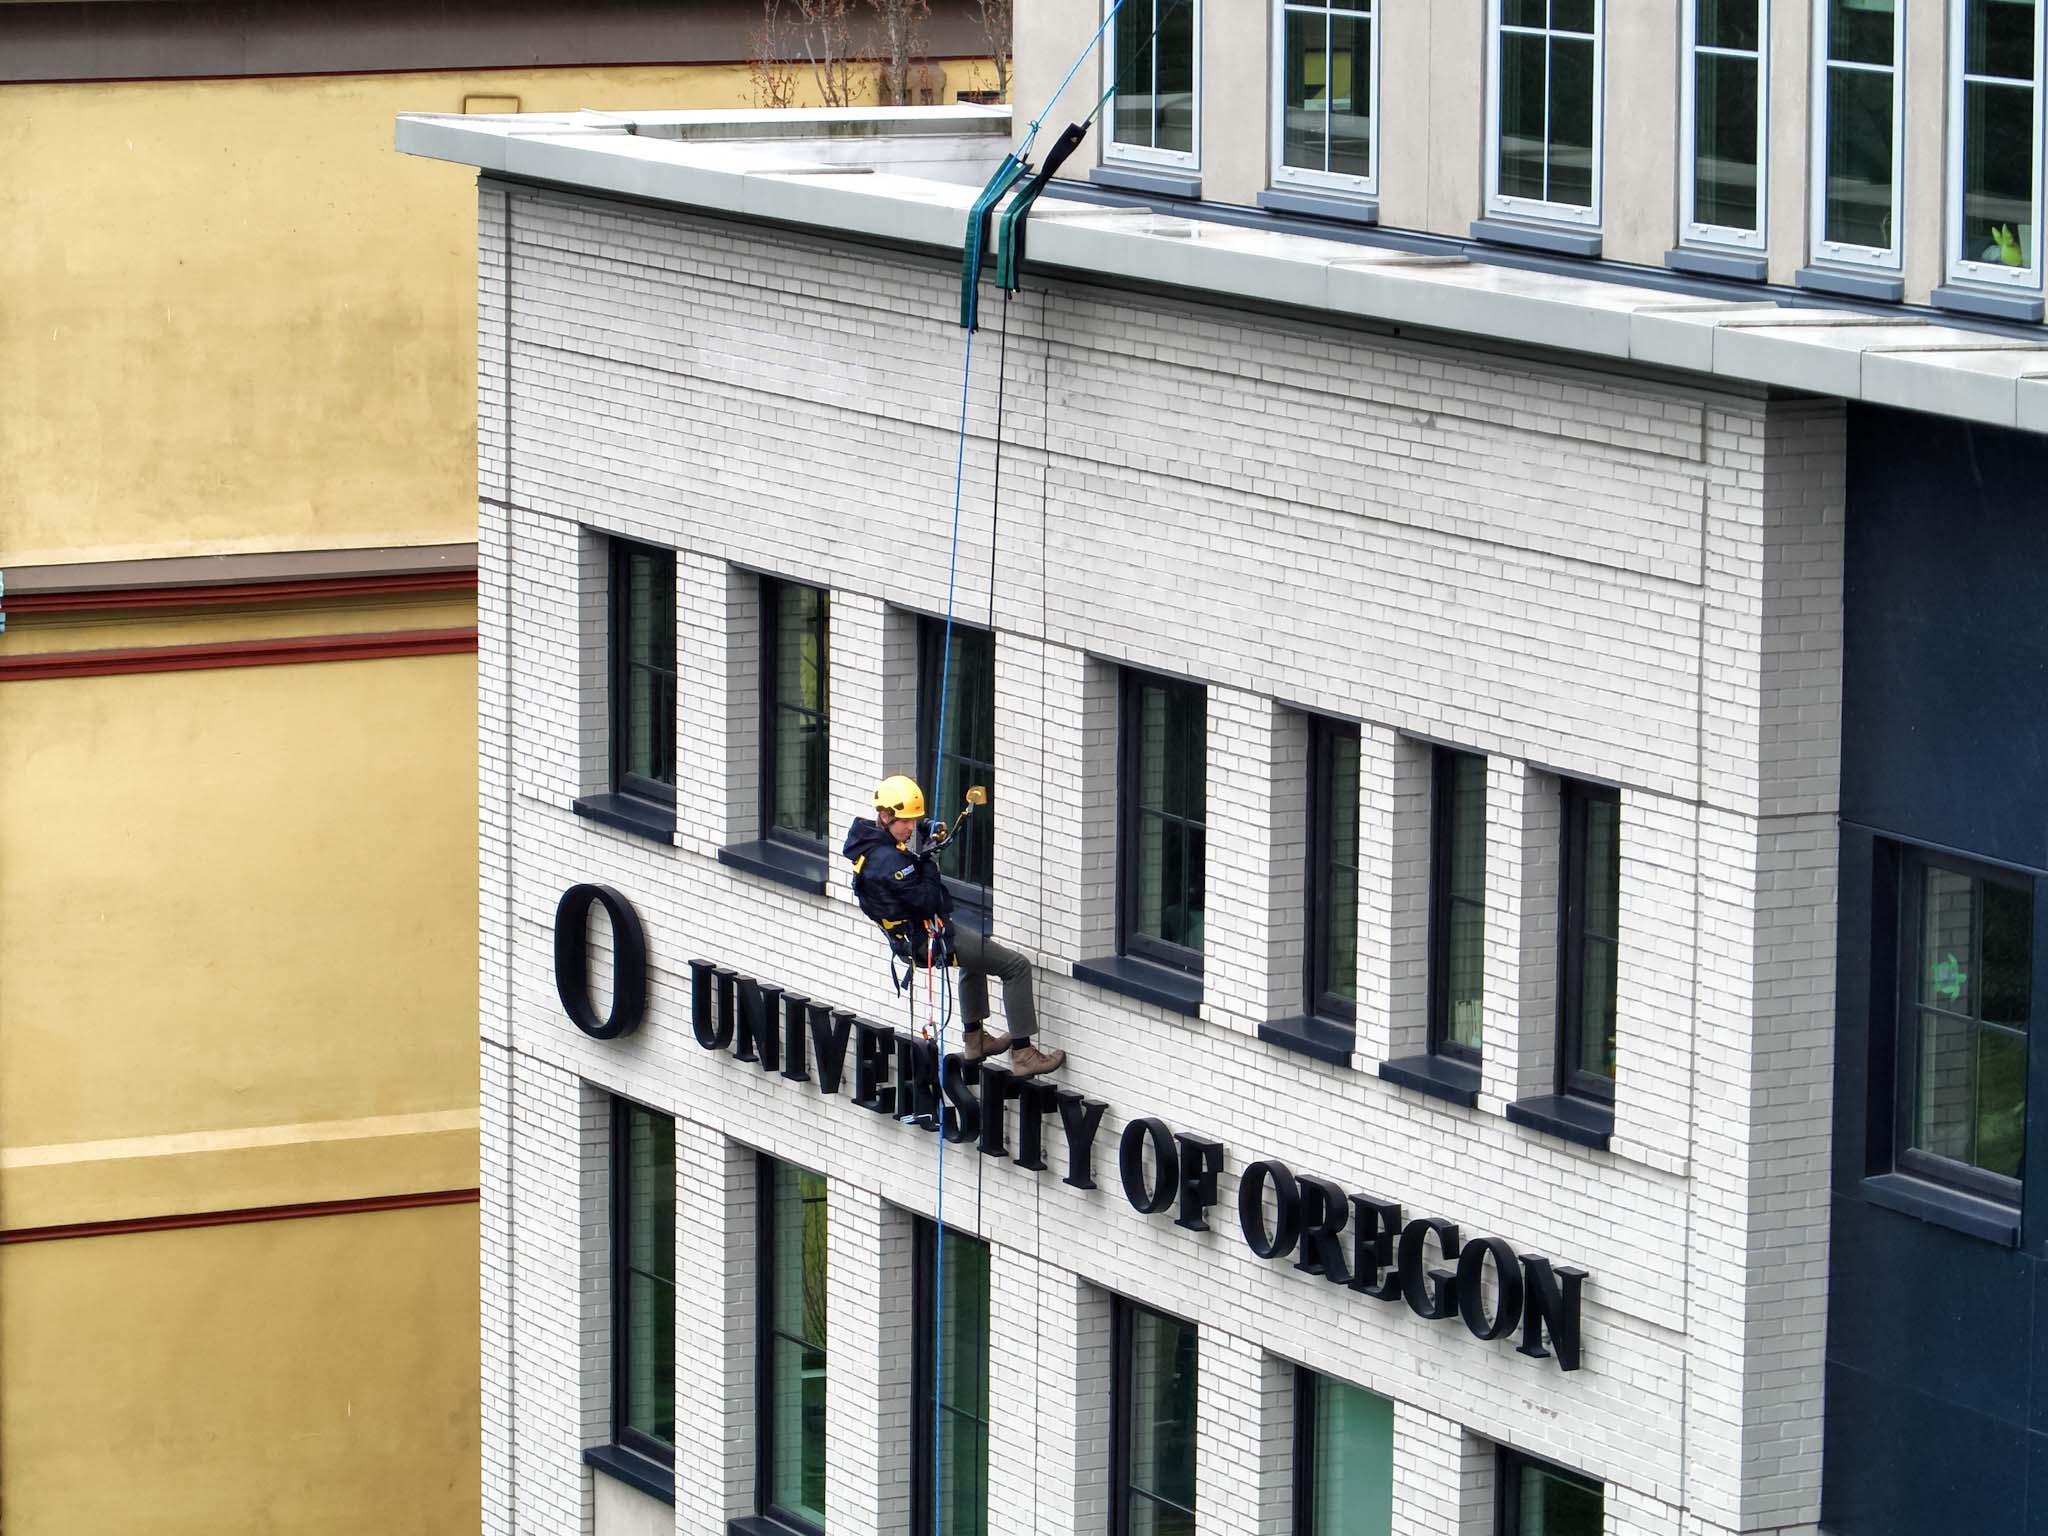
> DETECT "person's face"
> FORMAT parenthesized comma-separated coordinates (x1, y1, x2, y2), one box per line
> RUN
(886, 813, 918, 844)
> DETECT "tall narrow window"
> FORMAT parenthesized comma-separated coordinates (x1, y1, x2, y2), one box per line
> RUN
(1121, 671, 1207, 971)
(1559, 779, 1620, 1101)
(612, 1100, 675, 1470)
(611, 540, 678, 805)
(918, 619, 996, 897)
(1682, 0, 1768, 249)
(1894, 848, 2032, 1203)
(1812, 0, 1904, 267)
(1429, 749, 1487, 1062)
(1948, 0, 2043, 290)
(1307, 717, 1361, 1021)
(912, 1222, 991, 1536)
(761, 1159, 828, 1531)
(1295, 1369, 1394, 1536)
(1497, 1449, 1603, 1535)
(1272, 0, 1377, 195)
(1488, 0, 1604, 225)
(1106, 0, 1201, 167)
(762, 579, 830, 846)
(1113, 1301, 1198, 1536)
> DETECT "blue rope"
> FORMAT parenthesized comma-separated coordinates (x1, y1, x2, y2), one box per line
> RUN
(1021, 0, 1128, 157)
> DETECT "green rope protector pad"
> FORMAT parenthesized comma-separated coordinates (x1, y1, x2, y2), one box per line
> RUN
(960, 154, 1029, 331)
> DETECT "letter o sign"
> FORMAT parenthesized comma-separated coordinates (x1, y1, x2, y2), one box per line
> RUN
(554, 884, 648, 1040)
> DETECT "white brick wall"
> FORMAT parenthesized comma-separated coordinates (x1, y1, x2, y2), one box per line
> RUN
(478, 182, 1845, 1536)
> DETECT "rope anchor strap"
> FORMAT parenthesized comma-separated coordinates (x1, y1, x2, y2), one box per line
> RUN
(995, 122, 1091, 293)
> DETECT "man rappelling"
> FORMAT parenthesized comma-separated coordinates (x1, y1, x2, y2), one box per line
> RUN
(843, 775, 1065, 1079)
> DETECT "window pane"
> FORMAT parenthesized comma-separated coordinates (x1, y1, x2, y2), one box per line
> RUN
(1179, 825, 1206, 953)
(1503, 0, 1546, 25)
(1961, 78, 2035, 268)
(1584, 797, 1619, 939)
(1547, 35, 1596, 207)
(1138, 810, 1167, 939)
(623, 1109, 674, 1280)
(1327, 863, 1359, 1004)
(1698, 0, 1759, 50)
(623, 1271, 676, 1446)
(1577, 934, 1617, 1079)
(1824, 62, 1895, 248)
(770, 1336, 828, 1523)
(937, 1232, 990, 1420)
(1551, 0, 1595, 35)
(776, 586, 827, 711)
(1447, 901, 1485, 1051)
(1156, 1, 1196, 154)
(1982, 879, 2033, 1027)
(1829, 0, 1894, 65)
(619, 547, 677, 789)
(1966, 0, 2035, 78)
(1282, 9, 1329, 171)
(1114, 0, 1154, 146)
(1130, 1498, 1197, 1536)
(1516, 1460, 1604, 1535)
(1978, 1024, 2027, 1177)
(1328, 13, 1373, 178)
(774, 711, 828, 839)
(1910, 1007, 1978, 1164)
(1498, 30, 1548, 200)
(1127, 1309, 1198, 1511)
(1447, 753, 1486, 901)
(1309, 1377, 1394, 1536)
(1918, 866, 1977, 1013)
(922, 1228, 991, 1536)
(1694, 51, 1760, 230)
(771, 1165, 828, 1348)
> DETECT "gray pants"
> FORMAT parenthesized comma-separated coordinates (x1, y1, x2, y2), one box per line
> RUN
(944, 924, 1037, 1043)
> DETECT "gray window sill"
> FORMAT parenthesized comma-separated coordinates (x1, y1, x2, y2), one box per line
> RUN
(1088, 164, 1202, 201)
(1859, 1171, 2020, 1247)
(1930, 283, 2045, 324)
(1504, 1092, 1613, 1151)
(1072, 955, 1201, 1017)
(585, 1443, 673, 1505)
(1259, 1013, 1355, 1067)
(717, 838, 827, 895)
(1794, 264, 1904, 303)
(573, 792, 675, 844)
(1378, 1052, 1481, 1108)
(1470, 217, 1602, 259)
(1664, 246, 1768, 283)
(1256, 188, 1378, 227)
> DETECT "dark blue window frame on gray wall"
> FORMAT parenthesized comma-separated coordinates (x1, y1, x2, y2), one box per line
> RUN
(1293, 1366, 1395, 1536)
(1429, 747, 1487, 1064)
(757, 1155, 829, 1535)
(1110, 1297, 1199, 1536)
(910, 1219, 992, 1536)
(1119, 670, 1208, 974)
(918, 618, 997, 905)
(761, 578, 831, 850)
(1495, 1446, 1604, 1534)
(611, 539, 678, 808)
(1307, 716, 1361, 1023)
(612, 1098, 676, 1471)
(1558, 778, 1620, 1103)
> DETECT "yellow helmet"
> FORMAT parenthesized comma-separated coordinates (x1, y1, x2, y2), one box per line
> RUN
(873, 774, 926, 820)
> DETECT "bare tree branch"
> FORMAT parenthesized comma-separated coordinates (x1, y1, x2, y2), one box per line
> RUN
(749, 0, 802, 108)
(869, 0, 931, 107)
(973, 0, 1012, 103)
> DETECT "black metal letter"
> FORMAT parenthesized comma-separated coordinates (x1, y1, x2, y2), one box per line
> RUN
(1056, 1091, 1108, 1190)
(1173, 1135, 1225, 1232)
(852, 1020, 896, 1114)
(553, 885, 647, 1040)
(809, 1005, 852, 1095)
(1293, 1176, 1352, 1285)
(1015, 1081, 1061, 1171)
(1119, 1118, 1179, 1215)
(940, 1054, 982, 1144)
(1516, 1255, 1587, 1371)
(978, 1064, 1018, 1157)
(1398, 1218, 1461, 1320)
(780, 993, 811, 1083)
(1346, 1196, 1404, 1301)
(1237, 1159, 1301, 1260)
(1455, 1237, 1525, 1342)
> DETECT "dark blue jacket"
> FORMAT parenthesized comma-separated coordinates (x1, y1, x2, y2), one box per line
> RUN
(842, 818, 953, 946)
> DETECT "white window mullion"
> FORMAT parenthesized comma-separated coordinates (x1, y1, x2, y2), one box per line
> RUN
(1945, 0, 2044, 291)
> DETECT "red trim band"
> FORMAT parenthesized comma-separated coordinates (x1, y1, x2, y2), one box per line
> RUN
(4, 568, 478, 615)
(0, 625, 478, 681)
(0, 1186, 481, 1244)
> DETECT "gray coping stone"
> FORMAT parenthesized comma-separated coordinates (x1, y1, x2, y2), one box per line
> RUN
(1663, 246, 1769, 284)
(1793, 264, 1906, 303)
(1929, 284, 2047, 325)
(1255, 188, 1379, 226)
(1469, 216, 1603, 259)
(1862, 347, 2048, 429)
(1086, 164, 1203, 201)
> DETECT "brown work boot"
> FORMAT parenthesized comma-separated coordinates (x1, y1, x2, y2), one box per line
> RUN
(1008, 1041, 1066, 1078)
(962, 1025, 1012, 1062)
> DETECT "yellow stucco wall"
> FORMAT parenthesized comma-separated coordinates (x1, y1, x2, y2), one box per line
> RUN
(0, 1203, 481, 1536)
(0, 61, 1002, 567)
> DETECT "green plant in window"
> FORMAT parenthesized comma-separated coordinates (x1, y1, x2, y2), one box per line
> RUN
(1930, 951, 1968, 1003)
(1992, 224, 2025, 266)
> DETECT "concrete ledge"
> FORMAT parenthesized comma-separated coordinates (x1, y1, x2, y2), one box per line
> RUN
(1794, 264, 1905, 303)
(1259, 1014, 1355, 1068)
(1470, 216, 1602, 259)
(1663, 245, 1768, 283)
(1930, 283, 2046, 325)
(1378, 1053, 1481, 1109)
(1088, 163, 1202, 201)
(1256, 187, 1378, 226)
(1859, 1172, 2019, 1247)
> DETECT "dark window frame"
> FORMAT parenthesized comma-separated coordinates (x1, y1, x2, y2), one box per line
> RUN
(610, 1097, 676, 1470)
(1117, 669, 1208, 975)
(917, 617, 997, 907)
(760, 578, 831, 850)
(1886, 842, 2033, 1207)
(909, 1219, 992, 1536)
(1427, 747, 1487, 1064)
(609, 539, 679, 808)
(1305, 715, 1361, 1024)
(1109, 1297, 1199, 1536)
(1494, 1445, 1604, 1535)
(755, 1154, 828, 1536)
(1557, 778, 1621, 1104)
